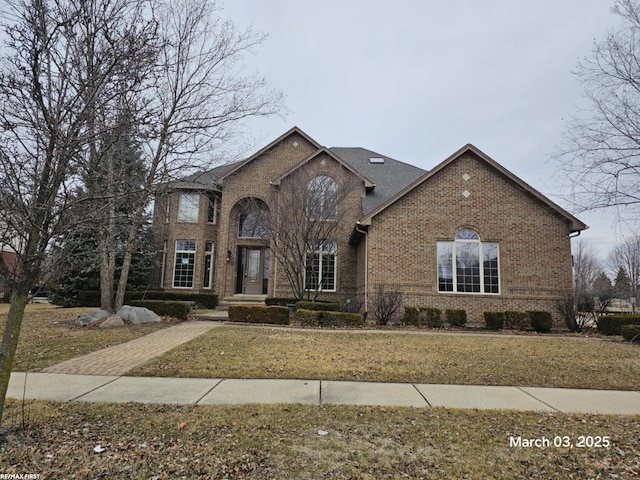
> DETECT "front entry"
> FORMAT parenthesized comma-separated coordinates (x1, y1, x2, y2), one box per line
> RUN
(236, 247, 269, 295)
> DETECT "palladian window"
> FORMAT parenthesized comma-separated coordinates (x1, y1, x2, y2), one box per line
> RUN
(437, 229, 499, 294)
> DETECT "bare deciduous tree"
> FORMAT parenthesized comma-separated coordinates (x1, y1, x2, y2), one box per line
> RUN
(608, 233, 640, 302)
(558, 0, 640, 222)
(0, 0, 282, 421)
(266, 164, 361, 301)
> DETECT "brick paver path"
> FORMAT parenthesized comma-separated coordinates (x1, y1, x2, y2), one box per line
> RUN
(42, 321, 219, 376)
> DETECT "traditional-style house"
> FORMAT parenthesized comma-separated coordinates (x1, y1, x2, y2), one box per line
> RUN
(0, 245, 17, 302)
(151, 127, 586, 323)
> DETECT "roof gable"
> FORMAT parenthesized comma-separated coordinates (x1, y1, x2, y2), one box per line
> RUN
(218, 126, 322, 183)
(270, 147, 375, 189)
(359, 144, 587, 233)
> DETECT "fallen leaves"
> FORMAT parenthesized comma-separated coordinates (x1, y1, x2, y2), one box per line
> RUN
(1, 401, 639, 479)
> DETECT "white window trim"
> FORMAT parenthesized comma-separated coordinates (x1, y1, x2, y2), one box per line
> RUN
(160, 240, 168, 288)
(177, 193, 200, 223)
(207, 195, 218, 224)
(437, 232, 500, 295)
(203, 241, 215, 289)
(173, 239, 196, 289)
(304, 241, 337, 293)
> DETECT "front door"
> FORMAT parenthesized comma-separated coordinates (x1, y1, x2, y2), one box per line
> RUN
(236, 247, 269, 295)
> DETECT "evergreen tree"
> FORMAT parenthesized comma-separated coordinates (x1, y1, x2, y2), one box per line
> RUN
(613, 267, 632, 299)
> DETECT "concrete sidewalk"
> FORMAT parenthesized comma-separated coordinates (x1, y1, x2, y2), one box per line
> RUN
(6, 372, 640, 414)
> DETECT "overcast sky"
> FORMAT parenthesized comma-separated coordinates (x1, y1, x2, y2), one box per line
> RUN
(221, 0, 623, 262)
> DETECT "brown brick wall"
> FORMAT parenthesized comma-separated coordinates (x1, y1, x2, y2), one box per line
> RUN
(365, 152, 574, 325)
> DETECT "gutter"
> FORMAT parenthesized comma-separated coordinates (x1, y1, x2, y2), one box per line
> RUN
(355, 222, 368, 314)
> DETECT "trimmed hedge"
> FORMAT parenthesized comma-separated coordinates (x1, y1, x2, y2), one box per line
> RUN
(598, 315, 640, 335)
(621, 324, 640, 342)
(228, 305, 290, 325)
(402, 307, 443, 327)
(527, 311, 553, 333)
(295, 301, 339, 312)
(446, 309, 467, 328)
(128, 300, 191, 321)
(295, 309, 363, 327)
(505, 311, 530, 330)
(484, 312, 505, 330)
(77, 290, 218, 309)
(265, 297, 297, 306)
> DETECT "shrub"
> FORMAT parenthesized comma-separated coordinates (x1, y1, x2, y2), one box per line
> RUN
(369, 284, 403, 326)
(265, 297, 297, 306)
(621, 324, 640, 342)
(228, 305, 290, 325)
(295, 309, 363, 327)
(75, 290, 218, 309)
(294, 301, 339, 312)
(527, 311, 553, 333)
(402, 307, 442, 327)
(598, 315, 640, 335)
(484, 312, 505, 330)
(446, 309, 467, 328)
(402, 307, 420, 325)
(505, 311, 530, 330)
(128, 300, 191, 321)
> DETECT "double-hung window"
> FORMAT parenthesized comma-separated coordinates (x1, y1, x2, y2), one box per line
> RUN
(437, 229, 499, 294)
(305, 240, 337, 291)
(173, 240, 196, 288)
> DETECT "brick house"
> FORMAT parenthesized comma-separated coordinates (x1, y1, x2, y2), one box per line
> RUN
(0, 246, 17, 303)
(151, 127, 586, 323)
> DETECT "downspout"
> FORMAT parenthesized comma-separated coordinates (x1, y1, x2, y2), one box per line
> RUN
(355, 222, 368, 314)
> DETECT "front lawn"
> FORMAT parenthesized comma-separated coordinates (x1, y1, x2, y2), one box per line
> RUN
(0, 304, 172, 371)
(128, 325, 640, 391)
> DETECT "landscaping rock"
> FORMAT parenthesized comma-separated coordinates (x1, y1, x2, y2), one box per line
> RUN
(117, 305, 161, 324)
(99, 314, 125, 328)
(76, 310, 111, 326)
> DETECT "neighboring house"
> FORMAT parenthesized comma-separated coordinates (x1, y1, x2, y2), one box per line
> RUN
(151, 127, 587, 323)
(0, 245, 17, 303)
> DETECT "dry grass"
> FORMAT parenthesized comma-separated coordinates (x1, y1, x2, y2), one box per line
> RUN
(129, 325, 640, 390)
(0, 304, 172, 371)
(1, 400, 638, 479)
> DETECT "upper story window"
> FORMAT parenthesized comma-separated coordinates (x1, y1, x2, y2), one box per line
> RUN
(207, 194, 218, 224)
(437, 229, 499, 294)
(238, 200, 270, 238)
(177, 193, 200, 223)
(307, 175, 337, 220)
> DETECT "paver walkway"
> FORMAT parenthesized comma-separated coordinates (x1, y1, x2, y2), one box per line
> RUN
(42, 321, 219, 376)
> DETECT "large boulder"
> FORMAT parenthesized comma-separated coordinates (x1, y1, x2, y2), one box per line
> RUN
(76, 310, 111, 326)
(117, 305, 161, 324)
(99, 314, 125, 328)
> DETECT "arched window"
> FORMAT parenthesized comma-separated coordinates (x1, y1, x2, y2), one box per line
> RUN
(437, 229, 499, 294)
(238, 199, 270, 238)
(307, 175, 337, 220)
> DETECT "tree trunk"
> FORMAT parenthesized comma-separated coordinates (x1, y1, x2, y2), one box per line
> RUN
(0, 285, 29, 423)
(114, 210, 144, 311)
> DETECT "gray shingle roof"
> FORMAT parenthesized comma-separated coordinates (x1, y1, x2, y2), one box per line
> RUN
(330, 147, 426, 215)
(171, 160, 243, 189)
(170, 146, 426, 217)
